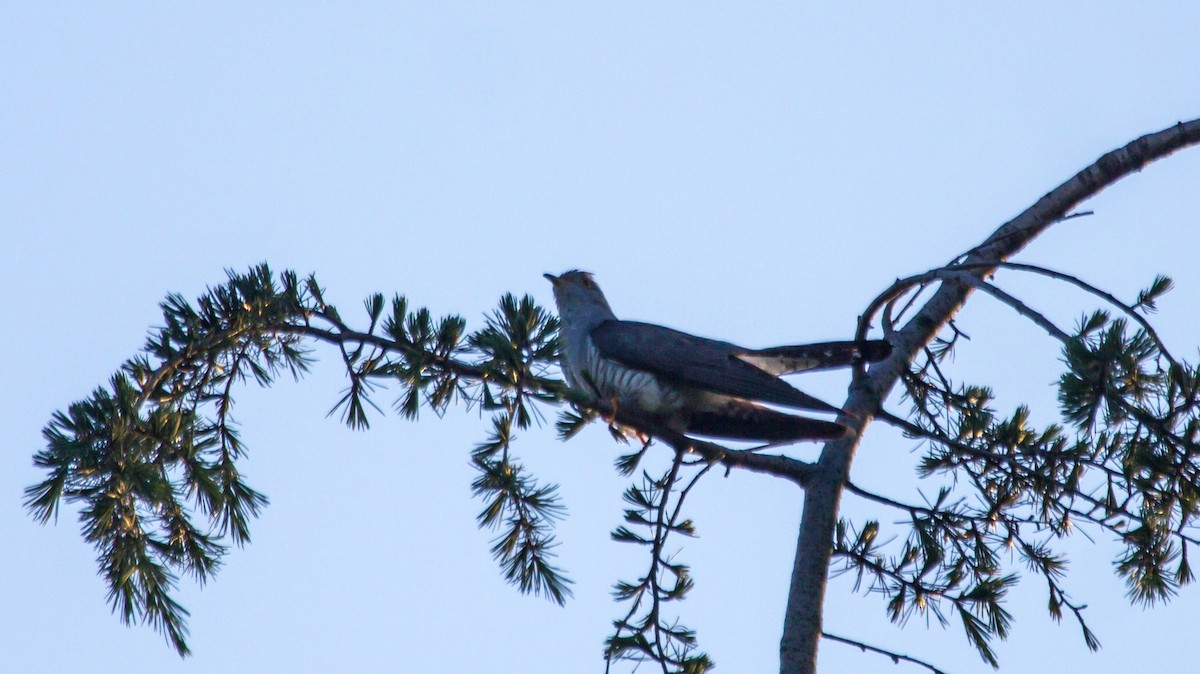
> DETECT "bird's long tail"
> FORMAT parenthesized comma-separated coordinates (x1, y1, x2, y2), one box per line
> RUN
(738, 339, 892, 375)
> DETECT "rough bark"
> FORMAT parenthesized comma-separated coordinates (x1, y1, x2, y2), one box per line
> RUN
(777, 118, 1200, 674)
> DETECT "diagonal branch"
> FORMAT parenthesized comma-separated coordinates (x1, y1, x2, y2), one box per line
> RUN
(943, 271, 1071, 342)
(986, 261, 1184, 372)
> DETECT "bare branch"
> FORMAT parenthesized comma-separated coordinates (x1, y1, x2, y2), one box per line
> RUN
(860, 267, 1071, 347)
(821, 632, 948, 674)
(988, 261, 1184, 372)
(945, 272, 1071, 342)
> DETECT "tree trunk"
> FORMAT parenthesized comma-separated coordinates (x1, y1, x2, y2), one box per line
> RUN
(778, 469, 845, 673)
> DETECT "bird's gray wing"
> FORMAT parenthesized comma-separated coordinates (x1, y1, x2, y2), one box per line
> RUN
(591, 320, 840, 413)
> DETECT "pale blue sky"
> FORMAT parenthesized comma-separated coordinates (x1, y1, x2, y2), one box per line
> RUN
(4, 4, 1200, 672)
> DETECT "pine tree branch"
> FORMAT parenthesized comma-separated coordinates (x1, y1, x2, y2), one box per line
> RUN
(285, 323, 489, 380)
(873, 407, 1200, 546)
(781, 118, 1200, 674)
(300, 320, 820, 485)
(606, 451, 714, 673)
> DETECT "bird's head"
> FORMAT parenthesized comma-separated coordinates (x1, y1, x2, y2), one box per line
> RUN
(544, 270, 616, 325)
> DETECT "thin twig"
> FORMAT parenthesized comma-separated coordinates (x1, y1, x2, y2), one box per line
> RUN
(958, 261, 1183, 371)
(821, 631, 948, 674)
(874, 407, 1200, 546)
(942, 271, 1071, 342)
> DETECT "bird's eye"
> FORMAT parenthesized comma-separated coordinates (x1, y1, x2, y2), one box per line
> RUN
(580, 276, 594, 288)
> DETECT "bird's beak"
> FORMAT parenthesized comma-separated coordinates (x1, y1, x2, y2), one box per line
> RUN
(543, 273, 560, 285)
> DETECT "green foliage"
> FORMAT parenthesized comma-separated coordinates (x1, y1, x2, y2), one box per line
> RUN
(605, 454, 714, 674)
(27, 263, 715, 671)
(471, 412, 572, 605)
(845, 273, 1200, 666)
(26, 264, 571, 656)
(1057, 311, 1200, 605)
(556, 407, 597, 441)
(1133, 274, 1174, 313)
(469, 292, 564, 426)
(27, 265, 310, 655)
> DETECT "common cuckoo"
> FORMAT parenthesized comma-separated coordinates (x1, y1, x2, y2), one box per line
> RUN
(545, 270, 892, 442)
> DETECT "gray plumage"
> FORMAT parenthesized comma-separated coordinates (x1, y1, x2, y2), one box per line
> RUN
(545, 270, 892, 442)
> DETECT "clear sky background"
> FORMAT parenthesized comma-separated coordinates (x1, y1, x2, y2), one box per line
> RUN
(4, 4, 1200, 673)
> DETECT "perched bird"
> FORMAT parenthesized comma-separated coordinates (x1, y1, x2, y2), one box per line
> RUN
(545, 270, 891, 442)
